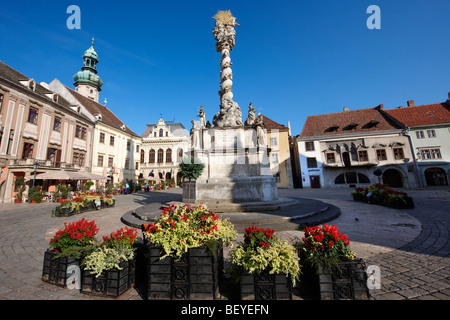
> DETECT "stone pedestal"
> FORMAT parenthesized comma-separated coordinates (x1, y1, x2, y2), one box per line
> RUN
(183, 127, 279, 209)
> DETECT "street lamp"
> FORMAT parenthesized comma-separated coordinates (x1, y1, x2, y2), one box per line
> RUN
(32, 161, 39, 187)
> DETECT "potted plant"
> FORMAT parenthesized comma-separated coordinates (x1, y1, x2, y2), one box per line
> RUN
(14, 177, 25, 203)
(55, 184, 71, 202)
(42, 218, 99, 287)
(142, 203, 237, 300)
(295, 224, 369, 300)
(80, 226, 138, 297)
(228, 226, 300, 300)
(29, 186, 46, 203)
(70, 196, 88, 214)
(52, 199, 74, 217)
(179, 156, 205, 203)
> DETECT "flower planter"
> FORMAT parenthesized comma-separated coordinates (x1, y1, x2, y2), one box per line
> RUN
(14, 199, 22, 203)
(240, 270, 292, 300)
(146, 245, 222, 300)
(42, 249, 81, 287)
(54, 207, 74, 217)
(80, 257, 135, 298)
(301, 259, 370, 300)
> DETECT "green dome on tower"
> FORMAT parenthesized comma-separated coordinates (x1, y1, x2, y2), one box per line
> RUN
(73, 38, 103, 90)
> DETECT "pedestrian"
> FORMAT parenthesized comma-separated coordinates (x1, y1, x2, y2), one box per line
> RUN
(126, 183, 130, 194)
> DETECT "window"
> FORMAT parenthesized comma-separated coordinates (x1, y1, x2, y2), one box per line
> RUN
(393, 148, 405, 160)
(108, 157, 114, 168)
(427, 130, 436, 138)
(136, 145, 139, 153)
(75, 125, 87, 140)
(110, 136, 115, 146)
(416, 131, 425, 139)
(166, 149, 172, 163)
(157, 149, 164, 163)
(358, 150, 368, 162)
(326, 153, 335, 164)
(53, 116, 61, 132)
(27, 106, 39, 124)
(270, 137, 278, 146)
(22, 143, 34, 159)
(149, 149, 155, 163)
(97, 155, 104, 167)
(0, 93, 3, 112)
(376, 149, 387, 161)
(135, 162, 139, 170)
(127, 141, 131, 152)
(140, 150, 145, 163)
(307, 157, 317, 168)
(334, 172, 370, 184)
(99, 132, 105, 143)
(305, 142, 315, 151)
(431, 149, 442, 159)
(159, 129, 164, 137)
(73, 152, 85, 167)
(177, 148, 183, 162)
(421, 148, 442, 159)
(271, 152, 279, 163)
(125, 159, 130, 169)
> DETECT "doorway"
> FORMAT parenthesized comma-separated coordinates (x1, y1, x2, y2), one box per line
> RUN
(425, 167, 448, 186)
(309, 175, 321, 188)
(383, 169, 403, 188)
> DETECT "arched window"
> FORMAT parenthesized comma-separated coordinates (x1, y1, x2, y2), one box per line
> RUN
(157, 149, 164, 163)
(166, 149, 172, 163)
(140, 149, 145, 163)
(177, 148, 183, 162)
(159, 129, 164, 137)
(149, 149, 155, 163)
(335, 174, 345, 184)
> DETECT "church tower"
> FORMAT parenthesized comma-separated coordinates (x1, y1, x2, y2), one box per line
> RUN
(73, 38, 103, 102)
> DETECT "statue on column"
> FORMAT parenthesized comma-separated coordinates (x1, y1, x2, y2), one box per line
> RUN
(212, 10, 244, 128)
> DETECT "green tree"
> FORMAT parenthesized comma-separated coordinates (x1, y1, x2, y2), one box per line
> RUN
(179, 156, 204, 204)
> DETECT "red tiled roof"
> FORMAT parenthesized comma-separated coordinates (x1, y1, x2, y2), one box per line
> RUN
(384, 102, 450, 127)
(299, 106, 402, 138)
(256, 114, 289, 131)
(66, 87, 140, 137)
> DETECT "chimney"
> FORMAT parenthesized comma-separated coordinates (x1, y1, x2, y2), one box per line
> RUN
(343, 106, 349, 112)
(407, 100, 415, 107)
(377, 104, 384, 110)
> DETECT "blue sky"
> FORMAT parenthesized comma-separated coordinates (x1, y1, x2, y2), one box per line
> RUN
(1, 0, 449, 136)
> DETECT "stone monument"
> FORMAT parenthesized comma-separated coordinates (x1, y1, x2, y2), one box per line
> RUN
(182, 10, 280, 211)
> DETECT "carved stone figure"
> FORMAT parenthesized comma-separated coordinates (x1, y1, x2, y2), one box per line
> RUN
(197, 105, 206, 128)
(245, 102, 256, 126)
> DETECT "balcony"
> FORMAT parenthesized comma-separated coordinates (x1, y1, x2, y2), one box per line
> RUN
(6, 158, 83, 170)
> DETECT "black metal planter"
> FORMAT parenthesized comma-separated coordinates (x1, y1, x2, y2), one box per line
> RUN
(80, 257, 136, 298)
(42, 249, 80, 287)
(302, 259, 370, 300)
(146, 245, 222, 300)
(240, 270, 292, 300)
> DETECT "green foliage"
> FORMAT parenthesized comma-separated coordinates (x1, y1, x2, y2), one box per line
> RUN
(14, 177, 25, 200)
(295, 224, 355, 273)
(229, 226, 301, 286)
(81, 243, 135, 277)
(143, 204, 237, 260)
(29, 186, 46, 203)
(351, 183, 414, 209)
(179, 156, 205, 181)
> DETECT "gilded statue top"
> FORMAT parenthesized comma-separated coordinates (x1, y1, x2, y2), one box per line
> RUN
(212, 10, 240, 26)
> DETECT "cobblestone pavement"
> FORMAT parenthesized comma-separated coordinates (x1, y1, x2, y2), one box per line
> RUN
(0, 187, 449, 300)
